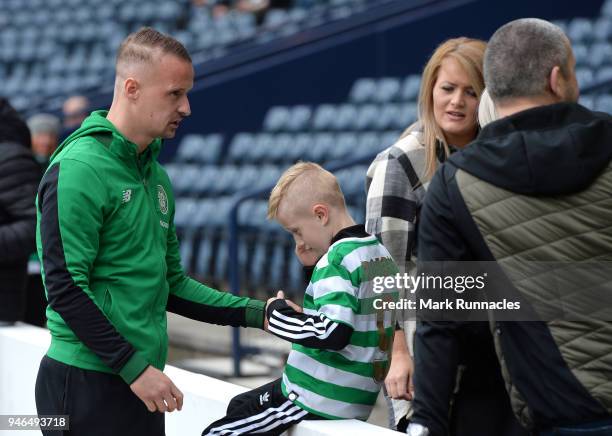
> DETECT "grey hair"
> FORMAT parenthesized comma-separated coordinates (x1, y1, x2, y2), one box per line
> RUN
(484, 18, 572, 101)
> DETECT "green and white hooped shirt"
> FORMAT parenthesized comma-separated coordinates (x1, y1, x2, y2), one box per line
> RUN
(275, 228, 399, 420)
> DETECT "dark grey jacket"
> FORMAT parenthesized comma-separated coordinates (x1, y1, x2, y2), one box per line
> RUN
(412, 102, 612, 433)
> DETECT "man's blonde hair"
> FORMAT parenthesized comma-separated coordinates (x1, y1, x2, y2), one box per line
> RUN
(267, 162, 346, 220)
(116, 27, 191, 76)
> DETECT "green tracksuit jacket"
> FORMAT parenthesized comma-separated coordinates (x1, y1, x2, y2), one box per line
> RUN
(36, 110, 265, 384)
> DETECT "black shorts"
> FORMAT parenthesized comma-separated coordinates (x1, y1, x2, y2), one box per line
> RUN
(35, 355, 164, 436)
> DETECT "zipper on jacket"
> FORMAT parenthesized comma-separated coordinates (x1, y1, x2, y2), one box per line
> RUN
(136, 155, 166, 368)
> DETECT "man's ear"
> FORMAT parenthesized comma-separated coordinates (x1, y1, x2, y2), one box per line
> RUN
(312, 204, 329, 225)
(548, 66, 564, 101)
(124, 77, 140, 100)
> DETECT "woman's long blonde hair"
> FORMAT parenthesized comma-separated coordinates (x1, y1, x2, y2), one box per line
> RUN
(402, 37, 486, 180)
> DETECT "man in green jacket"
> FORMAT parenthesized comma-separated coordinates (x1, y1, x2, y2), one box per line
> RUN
(35, 28, 267, 436)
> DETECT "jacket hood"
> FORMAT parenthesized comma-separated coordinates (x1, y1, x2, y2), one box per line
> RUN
(51, 110, 162, 164)
(0, 98, 31, 148)
(450, 102, 612, 195)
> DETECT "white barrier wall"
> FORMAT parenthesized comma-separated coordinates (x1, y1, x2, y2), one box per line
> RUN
(0, 325, 398, 436)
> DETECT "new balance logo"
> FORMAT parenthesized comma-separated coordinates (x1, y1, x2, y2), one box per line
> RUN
(259, 392, 270, 405)
(122, 189, 132, 203)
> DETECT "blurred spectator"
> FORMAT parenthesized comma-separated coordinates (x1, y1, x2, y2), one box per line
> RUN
(0, 98, 41, 325)
(62, 95, 90, 131)
(27, 114, 61, 166)
(195, 0, 292, 23)
(238, 0, 293, 24)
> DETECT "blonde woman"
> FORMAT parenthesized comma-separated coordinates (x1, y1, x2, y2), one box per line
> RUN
(366, 38, 525, 435)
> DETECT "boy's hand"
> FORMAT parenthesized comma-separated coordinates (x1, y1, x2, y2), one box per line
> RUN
(295, 243, 319, 266)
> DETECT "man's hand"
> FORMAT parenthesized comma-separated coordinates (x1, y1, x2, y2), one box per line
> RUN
(385, 331, 414, 400)
(295, 243, 319, 266)
(130, 366, 184, 413)
(264, 291, 303, 330)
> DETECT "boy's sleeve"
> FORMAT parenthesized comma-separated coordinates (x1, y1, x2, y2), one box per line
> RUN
(266, 260, 357, 350)
(38, 160, 149, 384)
(266, 299, 352, 350)
(165, 218, 265, 329)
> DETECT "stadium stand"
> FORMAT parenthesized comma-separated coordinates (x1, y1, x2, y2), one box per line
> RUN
(0, 0, 397, 112)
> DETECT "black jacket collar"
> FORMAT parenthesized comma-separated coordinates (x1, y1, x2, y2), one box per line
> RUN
(449, 103, 612, 195)
(331, 224, 368, 245)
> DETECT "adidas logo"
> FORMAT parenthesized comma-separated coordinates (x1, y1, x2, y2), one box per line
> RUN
(259, 392, 270, 405)
(122, 189, 132, 203)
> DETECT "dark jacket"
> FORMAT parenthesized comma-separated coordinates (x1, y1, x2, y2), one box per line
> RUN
(412, 102, 612, 433)
(0, 99, 40, 321)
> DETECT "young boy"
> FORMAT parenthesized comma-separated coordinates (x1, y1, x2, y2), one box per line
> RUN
(202, 162, 399, 436)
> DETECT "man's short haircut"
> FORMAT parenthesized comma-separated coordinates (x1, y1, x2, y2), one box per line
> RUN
(484, 18, 572, 101)
(116, 27, 191, 75)
(267, 162, 346, 220)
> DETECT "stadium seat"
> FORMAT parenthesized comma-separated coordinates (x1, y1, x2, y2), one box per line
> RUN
(579, 95, 595, 110)
(350, 78, 378, 103)
(264, 106, 291, 131)
(228, 133, 255, 164)
(573, 44, 589, 67)
(593, 17, 612, 40)
(330, 104, 359, 130)
(312, 104, 337, 130)
(374, 77, 401, 103)
(568, 17, 595, 43)
(576, 68, 595, 89)
(329, 132, 358, 160)
(596, 94, 612, 112)
(401, 75, 421, 101)
(286, 105, 312, 131)
(355, 104, 380, 130)
(308, 133, 334, 161)
(603, 0, 612, 18)
(590, 42, 612, 68)
(177, 134, 205, 162)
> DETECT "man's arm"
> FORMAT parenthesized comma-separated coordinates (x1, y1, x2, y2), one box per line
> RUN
(164, 218, 265, 329)
(0, 147, 40, 261)
(410, 165, 470, 436)
(38, 161, 148, 384)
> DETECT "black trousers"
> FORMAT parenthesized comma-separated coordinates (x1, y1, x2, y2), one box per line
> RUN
(35, 355, 164, 436)
(202, 378, 321, 436)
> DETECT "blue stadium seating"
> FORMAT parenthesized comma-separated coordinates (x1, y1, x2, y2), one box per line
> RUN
(0, 0, 401, 111)
(7, 0, 610, 294)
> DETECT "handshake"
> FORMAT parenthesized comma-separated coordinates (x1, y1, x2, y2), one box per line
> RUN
(130, 291, 303, 414)
(263, 290, 302, 330)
